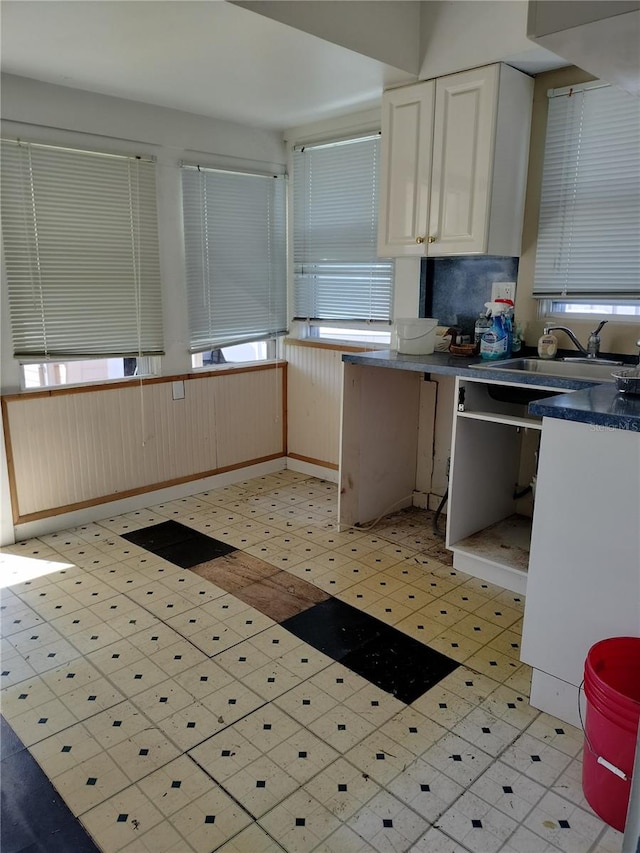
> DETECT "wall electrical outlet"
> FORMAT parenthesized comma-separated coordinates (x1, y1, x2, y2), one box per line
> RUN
(491, 281, 515, 302)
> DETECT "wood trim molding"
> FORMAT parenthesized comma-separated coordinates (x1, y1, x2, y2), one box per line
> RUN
(284, 338, 384, 354)
(1, 397, 21, 527)
(287, 452, 339, 471)
(282, 362, 288, 456)
(11, 452, 287, 526)
(1, 360, 287, 403)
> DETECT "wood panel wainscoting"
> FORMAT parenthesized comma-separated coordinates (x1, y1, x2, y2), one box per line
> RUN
(283, 338, 384, 473)
(2, 363, 286, 525)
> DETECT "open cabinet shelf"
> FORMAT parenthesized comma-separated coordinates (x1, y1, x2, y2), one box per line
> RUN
(457, 410, 543, 430)
(450, 514, 532, 593)
(446, 377, 551, 594)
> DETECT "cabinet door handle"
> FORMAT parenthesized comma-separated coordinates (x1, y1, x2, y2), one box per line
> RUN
(415, 236, 425, 244)
(428, 235, 437, 243)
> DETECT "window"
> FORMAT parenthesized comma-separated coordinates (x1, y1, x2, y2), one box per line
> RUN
(21, 357, 156, 390)
(0, 139, 164, 382)
(181, 165, 287, 365)
(293, 133, 393, 327)
(545, 300, 640, 319)
(533, 82, 640, 315)
(311, 326, 391, 345)
(192, 342, 269, 368)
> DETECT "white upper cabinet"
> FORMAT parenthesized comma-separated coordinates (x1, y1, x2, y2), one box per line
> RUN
(377, 63, 534, 257)
(377, 80, 435, 256)
(429, 66, 500, 255)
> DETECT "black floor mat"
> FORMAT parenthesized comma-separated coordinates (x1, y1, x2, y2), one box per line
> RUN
(281, 597, 382, 660)
(341, 630, 460, 704)
(0, 716, 100, 853)
(121, 520, 236, 568)
(281, 598, 459, 703)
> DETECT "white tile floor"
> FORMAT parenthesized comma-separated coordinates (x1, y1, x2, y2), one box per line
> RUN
(0, 471, 624, 852)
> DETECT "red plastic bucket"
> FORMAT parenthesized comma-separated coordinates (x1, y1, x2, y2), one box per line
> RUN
(582, 636, 640, 832)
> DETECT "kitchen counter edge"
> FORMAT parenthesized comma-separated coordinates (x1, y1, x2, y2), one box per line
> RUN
(341, 350, 640, 432)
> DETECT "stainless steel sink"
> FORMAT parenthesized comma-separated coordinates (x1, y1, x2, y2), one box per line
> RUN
(469, 357, 618, 382)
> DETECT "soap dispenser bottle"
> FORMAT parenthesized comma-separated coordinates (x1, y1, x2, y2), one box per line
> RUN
(537, 331, 558, 359)
(512, 322, 523, 354)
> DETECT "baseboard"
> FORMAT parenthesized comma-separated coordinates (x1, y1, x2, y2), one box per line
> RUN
(428, 492, 449, 513)
(529, 669, 581, 729)
(286, 456, 339, 484)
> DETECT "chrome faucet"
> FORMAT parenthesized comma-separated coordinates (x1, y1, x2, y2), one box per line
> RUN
(543, 320, 608, 359)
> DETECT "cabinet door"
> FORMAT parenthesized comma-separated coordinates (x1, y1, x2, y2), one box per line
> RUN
(377, 80, 435, 257)
(428, 65, 499, 255)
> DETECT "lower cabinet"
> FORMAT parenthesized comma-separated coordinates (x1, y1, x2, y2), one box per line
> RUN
(520, 417, 640, 726)
(338, 361, 639, 728)
(446, 377, 561, 593)
(339, 362, 423, 529)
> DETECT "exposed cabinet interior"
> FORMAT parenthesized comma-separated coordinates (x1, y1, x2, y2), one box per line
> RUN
(446, 377, 560, 593)
(339, 362, 422, 529)
(338, 360, 583, 601)
(377, 62, 534, 258)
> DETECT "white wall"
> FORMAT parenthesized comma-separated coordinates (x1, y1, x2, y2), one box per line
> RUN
(0, 74, 286, 165)
(528, 0, 640, 37)
(233, 0, 422, 75)
(0, 74, 287, 393)
(235, 1, 565, 83)
(419, 0, 562, 79)
(527, 0, 640, 96)
(393, 258, 422, 319)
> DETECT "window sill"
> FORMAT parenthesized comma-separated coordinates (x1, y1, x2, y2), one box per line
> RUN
(284, 337, 387, 353)
(190, 358, 278, 373)
(17, 373, 157, 395)
(4, 363, 286, 400)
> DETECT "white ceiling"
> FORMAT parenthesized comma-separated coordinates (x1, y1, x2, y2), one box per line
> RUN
(0, 0, 567, 131)
(0, 0, 417, 129)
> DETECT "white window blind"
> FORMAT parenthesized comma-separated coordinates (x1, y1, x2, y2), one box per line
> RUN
(293, 134, 393, 321)
(181, 166, 287, 353)
(533, 82, 640, 299)
(1, 139, 163, 359)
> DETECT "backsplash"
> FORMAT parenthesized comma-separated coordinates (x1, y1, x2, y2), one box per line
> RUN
(421, 256, 519, 338)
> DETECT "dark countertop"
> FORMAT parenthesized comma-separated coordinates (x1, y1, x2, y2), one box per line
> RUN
(529, 383, 640, 432)
(342, 350, 640, 432)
